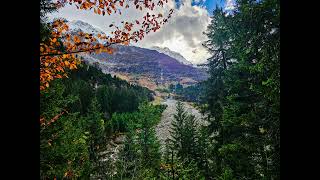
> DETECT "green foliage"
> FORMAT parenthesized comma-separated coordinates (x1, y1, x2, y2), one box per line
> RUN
(40, 0, 280, 179)
(111, 111, 139, 133)
(115, 103, 164, 179)
(156, 88, 170, 93)
(203, 0, 280, 179)
(85, 97, 105, 161)
(170, 102, 198, 161)
(174, 82, 206, 103)
(163, 101, 209, 179)
(40, 112, 91, 179)
(110, 103, 166, 133)
(116, 128, 141, 179)
(40, 63, 155, 178)
(69, 63, 153, 115)
(216, 167, 236, 180)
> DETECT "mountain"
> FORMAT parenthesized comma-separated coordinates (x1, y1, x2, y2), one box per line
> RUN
(68, 20, 105, 35)
(83, 45, 207, 87)
(150, 46, 193, 65)
(67, 20, 106, 43)
(67, 20, 207, 89)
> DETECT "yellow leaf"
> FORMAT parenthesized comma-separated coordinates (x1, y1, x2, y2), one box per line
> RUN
(64, 61, 70, 66)
(259, 127, 266, 134)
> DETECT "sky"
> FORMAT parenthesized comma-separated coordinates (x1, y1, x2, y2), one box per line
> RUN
(48, 0, 235, 64)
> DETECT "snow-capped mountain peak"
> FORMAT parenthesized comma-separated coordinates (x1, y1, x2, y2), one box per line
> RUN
(150, 46, 193, 65)
(67, 20, 105, 35)
(67, 20, 107, 44)
(66, 20, 195, 66)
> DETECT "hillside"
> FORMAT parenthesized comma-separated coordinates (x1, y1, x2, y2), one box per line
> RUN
(82, 45, 208, 87)
(66, 20, 208, 89)
(150, 46, 193, 65)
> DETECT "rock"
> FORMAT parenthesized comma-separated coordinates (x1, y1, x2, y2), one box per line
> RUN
(114, 135, 126, 144)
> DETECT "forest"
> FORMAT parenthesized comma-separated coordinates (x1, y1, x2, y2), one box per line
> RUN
(40, 0, 279, 179)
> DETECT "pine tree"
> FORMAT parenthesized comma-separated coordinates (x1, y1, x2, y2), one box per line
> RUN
(183, 114, 198, 162)
(116, 125, 140, 179)
(170, 101, 188, 160)
(85, 97, 105, 163)
(162, 138, 175, 179)
(135, 103, 162, 178)
(169, 101, 200, 173)
(203, 0, 280, 179)
(202, 8, 232, 175)
(194, 126, 211, 179)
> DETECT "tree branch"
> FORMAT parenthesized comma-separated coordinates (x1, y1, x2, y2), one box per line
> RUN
(40, 38, 133, 57)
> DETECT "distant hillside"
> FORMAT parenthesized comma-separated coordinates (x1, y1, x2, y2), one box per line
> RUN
(150, 46, 193, 65)
(67, 20, 208, 89)
(83, 44, 208, 85)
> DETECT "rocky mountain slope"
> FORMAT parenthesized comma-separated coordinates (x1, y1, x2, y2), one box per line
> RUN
(67, 20, 208, 88)
(150, 46, 193, 65)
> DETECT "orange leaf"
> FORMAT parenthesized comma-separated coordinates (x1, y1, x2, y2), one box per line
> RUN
(111, 4, 116, 11)
(123, 41, 129, 45)
(107, 8, 111, 15)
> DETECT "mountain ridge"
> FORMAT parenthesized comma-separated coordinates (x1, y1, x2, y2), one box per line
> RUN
(150, 46, 193, 65)
(67, 20, 208, 89)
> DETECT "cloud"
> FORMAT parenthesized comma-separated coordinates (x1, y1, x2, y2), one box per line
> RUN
(224, 0, 236, 11)
(193, 0, 208, 5)
(48, 0, 211, 64)
(135, 0, 211, 64)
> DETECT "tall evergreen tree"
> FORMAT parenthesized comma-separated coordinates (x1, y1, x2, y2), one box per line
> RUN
(116, 124, 140, 179)
(169, 101, 199, 172)
(170, 101, 189, 160)
(85, 97, 105, 162)
(203, 0, 280, 179)
(138, 104, 161, 177)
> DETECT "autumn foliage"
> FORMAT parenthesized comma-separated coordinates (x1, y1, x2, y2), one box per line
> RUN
(40, 0, 173, 91)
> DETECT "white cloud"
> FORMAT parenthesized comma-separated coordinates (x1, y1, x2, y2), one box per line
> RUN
(193, 0, 202, 3)
(224, 0, 236, 11)
(48, 0, 211, 64)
